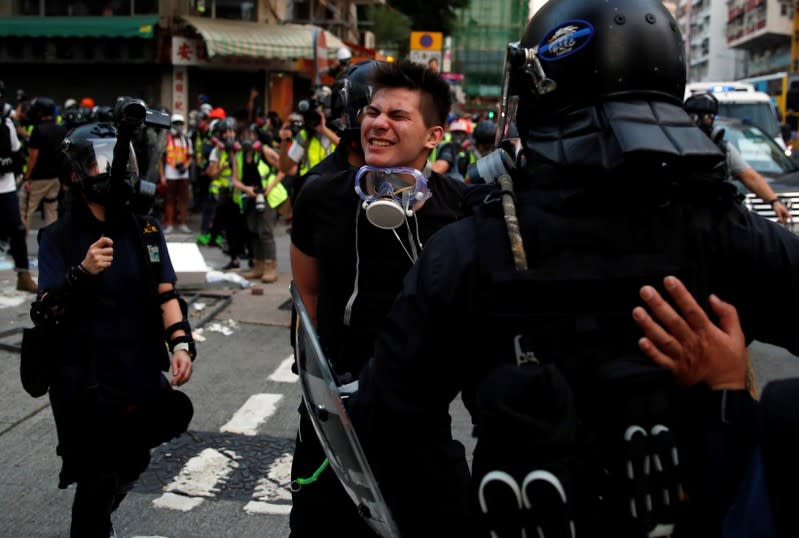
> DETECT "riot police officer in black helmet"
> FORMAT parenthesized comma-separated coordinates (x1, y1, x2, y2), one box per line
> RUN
(34, 120, 195, 537)
(347, 0, 799, 536)
(292, 59, 379, 197)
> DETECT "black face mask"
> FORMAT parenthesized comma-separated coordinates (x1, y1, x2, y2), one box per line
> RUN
(224, 137, 235, 151)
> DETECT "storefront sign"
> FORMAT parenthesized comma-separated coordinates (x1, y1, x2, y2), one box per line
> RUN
(172, 36, 211, 66)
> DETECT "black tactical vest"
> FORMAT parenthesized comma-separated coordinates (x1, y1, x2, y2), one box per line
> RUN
(466, 187, 718, 535)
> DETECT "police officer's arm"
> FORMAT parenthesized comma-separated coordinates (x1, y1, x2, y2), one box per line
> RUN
(159, 281, 193, 386)
(736, 167, 791, 224)
(290, 243, 319, 326)
(727, 143, 790, 224)
(633, 276, 746, 390)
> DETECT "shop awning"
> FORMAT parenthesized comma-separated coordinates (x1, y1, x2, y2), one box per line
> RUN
(0, 16, 159, 38)
(181, 16, 346, 61)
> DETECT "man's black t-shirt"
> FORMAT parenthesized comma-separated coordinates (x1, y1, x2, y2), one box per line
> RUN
(29, 120, 67, 179)
(291, 169, 466, 376)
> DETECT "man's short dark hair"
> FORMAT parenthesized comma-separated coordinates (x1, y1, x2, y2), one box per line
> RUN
(370, 61, 451, 129)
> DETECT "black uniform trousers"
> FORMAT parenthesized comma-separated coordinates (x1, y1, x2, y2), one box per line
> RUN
(289, 406, 379, 538)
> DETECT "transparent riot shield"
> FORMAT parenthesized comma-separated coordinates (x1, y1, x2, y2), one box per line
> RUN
(290, 282, 401, 538)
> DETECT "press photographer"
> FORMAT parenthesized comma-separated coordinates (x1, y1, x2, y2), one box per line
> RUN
(24, 95, 196, 538)
(278, 86, 340, 191)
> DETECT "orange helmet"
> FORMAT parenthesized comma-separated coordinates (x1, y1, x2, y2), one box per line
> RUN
(209, 107, 226, 119)
(80, 97, 95, 109)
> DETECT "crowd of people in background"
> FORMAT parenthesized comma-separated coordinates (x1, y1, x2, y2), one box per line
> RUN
(1, 72, 507, 292)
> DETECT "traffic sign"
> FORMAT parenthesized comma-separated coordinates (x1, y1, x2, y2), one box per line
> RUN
(410, 31, 443, 51)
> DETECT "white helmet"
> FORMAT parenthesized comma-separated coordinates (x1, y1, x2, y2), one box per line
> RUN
(171, 113, 186, 124)
(336, 47, 352, 62)
(200, 103, 213, 116)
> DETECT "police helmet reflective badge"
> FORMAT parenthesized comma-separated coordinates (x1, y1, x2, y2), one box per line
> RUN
(143, 223, 158, 234)
(538, 20, 594, 61)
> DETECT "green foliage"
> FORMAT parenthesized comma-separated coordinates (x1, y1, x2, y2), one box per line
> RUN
(367, 4, 412, 54)
(388, 0, 470, 36)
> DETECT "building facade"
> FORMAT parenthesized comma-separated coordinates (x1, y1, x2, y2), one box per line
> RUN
(451, 0, 528, 104)
(678, 0, 743, 81)
(726, 0, 793, 78)
(0, 0, 379, 120)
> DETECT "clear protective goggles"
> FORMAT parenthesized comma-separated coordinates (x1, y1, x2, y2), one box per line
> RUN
(354, 166, 431, 210)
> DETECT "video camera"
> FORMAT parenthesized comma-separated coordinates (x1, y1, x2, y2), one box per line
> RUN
(297, 86, 332, 131)
(109, 96, 171, 212)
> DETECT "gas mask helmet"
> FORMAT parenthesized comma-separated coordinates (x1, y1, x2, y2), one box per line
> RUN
(354, 165, 431, 230)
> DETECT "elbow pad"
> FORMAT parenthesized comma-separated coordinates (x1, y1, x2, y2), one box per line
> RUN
(161, 289, 197, 361)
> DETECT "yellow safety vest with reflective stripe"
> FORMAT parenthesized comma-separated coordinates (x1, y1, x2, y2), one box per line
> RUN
(209, 149, 233, 196)
(235, 151, 288, 210)
(428, 132, 453, 163)
(298, 129, 335, 176)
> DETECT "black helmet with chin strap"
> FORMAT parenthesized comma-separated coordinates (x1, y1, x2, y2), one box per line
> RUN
(513, 0, 685, 128)
(330, 60, 379, 147)
(496, 0, 720, 169)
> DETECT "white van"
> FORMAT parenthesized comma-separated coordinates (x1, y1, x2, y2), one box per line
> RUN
(685, 81, 785, 148)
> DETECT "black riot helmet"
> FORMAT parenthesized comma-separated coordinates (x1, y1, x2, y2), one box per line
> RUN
(61, 122, 141, 206)
(684, 91, 718, 117)
(474, 121, 497, 146)
(498, 0, 686, 141)
(28, 97, 56, 124)
(684, 92, 719, 135)
(330, 60, 379, 146)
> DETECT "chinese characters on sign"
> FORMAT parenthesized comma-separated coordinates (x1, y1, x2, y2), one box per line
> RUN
(172, 66, 188, 115)
(172, 36, 211, 66)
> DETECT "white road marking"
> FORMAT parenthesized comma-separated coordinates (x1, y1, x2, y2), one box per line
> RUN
(152, 491, 204, 512)
(268, 355, 298, 383)
(152, 447, 239, 510)
(244, 452, 294, 515)
(220, 393, 283, 435)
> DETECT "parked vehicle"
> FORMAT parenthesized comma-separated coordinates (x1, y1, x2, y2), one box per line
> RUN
(716, 117, 799, 232)
(686, 82, 785, 148)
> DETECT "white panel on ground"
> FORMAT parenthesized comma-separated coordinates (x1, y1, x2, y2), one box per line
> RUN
(220, 393, 283, 436)
(153, 447, 239, 512)
(268, 355, 299, 383)
(244, 451, 293, 515)
(165, 242, 209, 288)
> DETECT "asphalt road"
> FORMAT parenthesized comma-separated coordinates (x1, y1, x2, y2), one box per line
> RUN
(1, 211, 798, 538)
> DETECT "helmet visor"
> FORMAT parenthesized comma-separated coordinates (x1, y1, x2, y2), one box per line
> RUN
(70, 137, 139, 180)
(354, 166, 430, 210)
